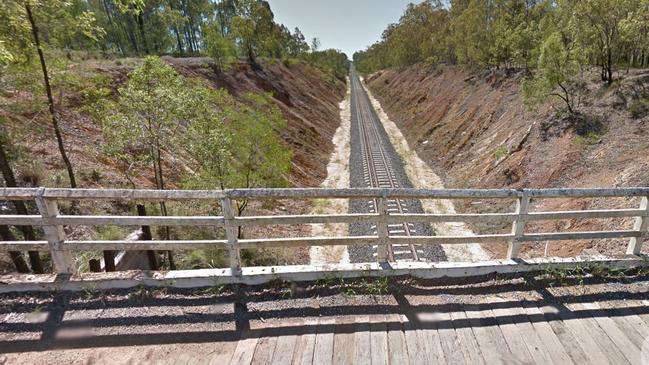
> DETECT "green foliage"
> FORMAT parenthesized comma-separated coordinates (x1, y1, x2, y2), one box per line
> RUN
(573, 132, 602, 147)
(304, 49, 350, 81)
(522, 32, 583, 114)
(178, 250, 228, 270)
(97, 56, 191, 188)
(184, 90, 291, 192)
(204, 24, 236, 69)
(494, 145, 509, 160)
(353, 0, 649, 84)
(629, 98, 649, 119)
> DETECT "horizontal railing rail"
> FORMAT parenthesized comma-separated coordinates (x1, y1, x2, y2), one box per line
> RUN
(0, 187, 648, 287)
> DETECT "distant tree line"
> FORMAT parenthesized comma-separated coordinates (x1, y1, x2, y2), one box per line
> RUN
(353, 0, 649, 82)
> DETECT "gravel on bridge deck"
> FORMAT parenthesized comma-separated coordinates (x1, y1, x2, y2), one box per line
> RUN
(2, 275, 649, 364)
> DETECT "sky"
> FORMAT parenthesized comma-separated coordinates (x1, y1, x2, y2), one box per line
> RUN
(266, 0, 422, 59)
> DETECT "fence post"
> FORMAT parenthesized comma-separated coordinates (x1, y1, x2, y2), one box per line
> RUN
(507, 191, 530, 259)
(377, 197, 389, 262)
(221, 196, 242, 275)
(627, 196, 649, 255)
(35, 192, 74, 274)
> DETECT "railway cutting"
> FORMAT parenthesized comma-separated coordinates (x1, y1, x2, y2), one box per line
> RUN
(347, 68, 446, 263)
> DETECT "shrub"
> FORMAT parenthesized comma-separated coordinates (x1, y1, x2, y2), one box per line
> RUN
(494, 146, 508, 160)
(629, 98, 649, 119)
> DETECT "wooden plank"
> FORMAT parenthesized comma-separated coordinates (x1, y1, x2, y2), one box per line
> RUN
(293, 319, 318, 365)
(539, 303, 609, 365)
(613, 300, 649, 338)
(577, 302, 641, 364)
(447, 310, 484, 365)
(435, 310, 466, 365)
(270, 330, 298, 365)
(563, 302, 630, 364)
(333, 316, 356, 365)
(313, 318, 335, 365)
(493, 298, 553, 365)
(628, 299, 649, 327)
(400, 314, 428, 365)
(354, 316, 372, 365)
(229, 334, 259, 365)
(591, 302, 647, 349)
(208, 340, 238, 365)
(487, 299, 535, 364)
(386, 314, 408, 365)
(250, 327, 278, 365)
(521, 303, 574, 364)
(370, 315, 389, 365)
(415, 314, 447, 365)
(536, 304, 591, 364)
(463, 304, 514, 365)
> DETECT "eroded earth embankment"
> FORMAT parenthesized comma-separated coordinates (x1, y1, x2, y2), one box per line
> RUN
(366, 65, 649, 258)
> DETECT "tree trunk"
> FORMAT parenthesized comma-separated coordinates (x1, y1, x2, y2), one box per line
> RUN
(25, 4, 77, 189)
(153, 145, 175, 270)
(0, 130, 44, 273)
(0, 225, 30, 273)
(174, 26, 184, 56)
(607, 48, 613, 85)
(136, 12, 149, 54)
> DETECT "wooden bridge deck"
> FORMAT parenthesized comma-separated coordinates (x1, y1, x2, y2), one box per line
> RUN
(2, 277, 649, 364)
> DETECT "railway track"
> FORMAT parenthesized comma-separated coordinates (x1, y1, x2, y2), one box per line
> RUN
(350, 70, 422, 262)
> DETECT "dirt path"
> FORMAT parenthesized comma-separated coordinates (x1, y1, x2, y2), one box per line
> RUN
(361, 78, 490, 262)
(309, 78, 352, 265)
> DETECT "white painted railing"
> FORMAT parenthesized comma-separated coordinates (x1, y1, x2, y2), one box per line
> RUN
(0, 187, 648, 291)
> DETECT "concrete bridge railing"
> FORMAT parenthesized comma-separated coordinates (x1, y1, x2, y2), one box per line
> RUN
(0, 187, 648, 292)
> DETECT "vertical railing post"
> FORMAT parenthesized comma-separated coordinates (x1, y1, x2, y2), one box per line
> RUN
(627, 196, 649, 255)
(507, 191, 530, 259)
(221, 196, 241, 275)
(35, 191, 74, 274)
(377, 196, 389, 262)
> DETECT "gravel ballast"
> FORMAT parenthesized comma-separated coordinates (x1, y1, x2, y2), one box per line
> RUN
(347, 72, 446, 263)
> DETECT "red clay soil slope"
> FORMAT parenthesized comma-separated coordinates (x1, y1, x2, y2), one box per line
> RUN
(366, 64, 649, 258)
(167, 57, 346, 187)
(2, 57, 345, 190)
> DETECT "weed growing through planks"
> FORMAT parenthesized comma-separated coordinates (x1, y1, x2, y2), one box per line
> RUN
(81, 284, 99, 300)
(362, 277, 390, 295)
(339, 277, 357, 297)
(128, 286, 166, 303)
(200, 281, 226, 296)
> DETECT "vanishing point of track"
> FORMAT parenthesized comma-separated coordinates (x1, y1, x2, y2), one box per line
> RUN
(350, 70, 420, 262)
